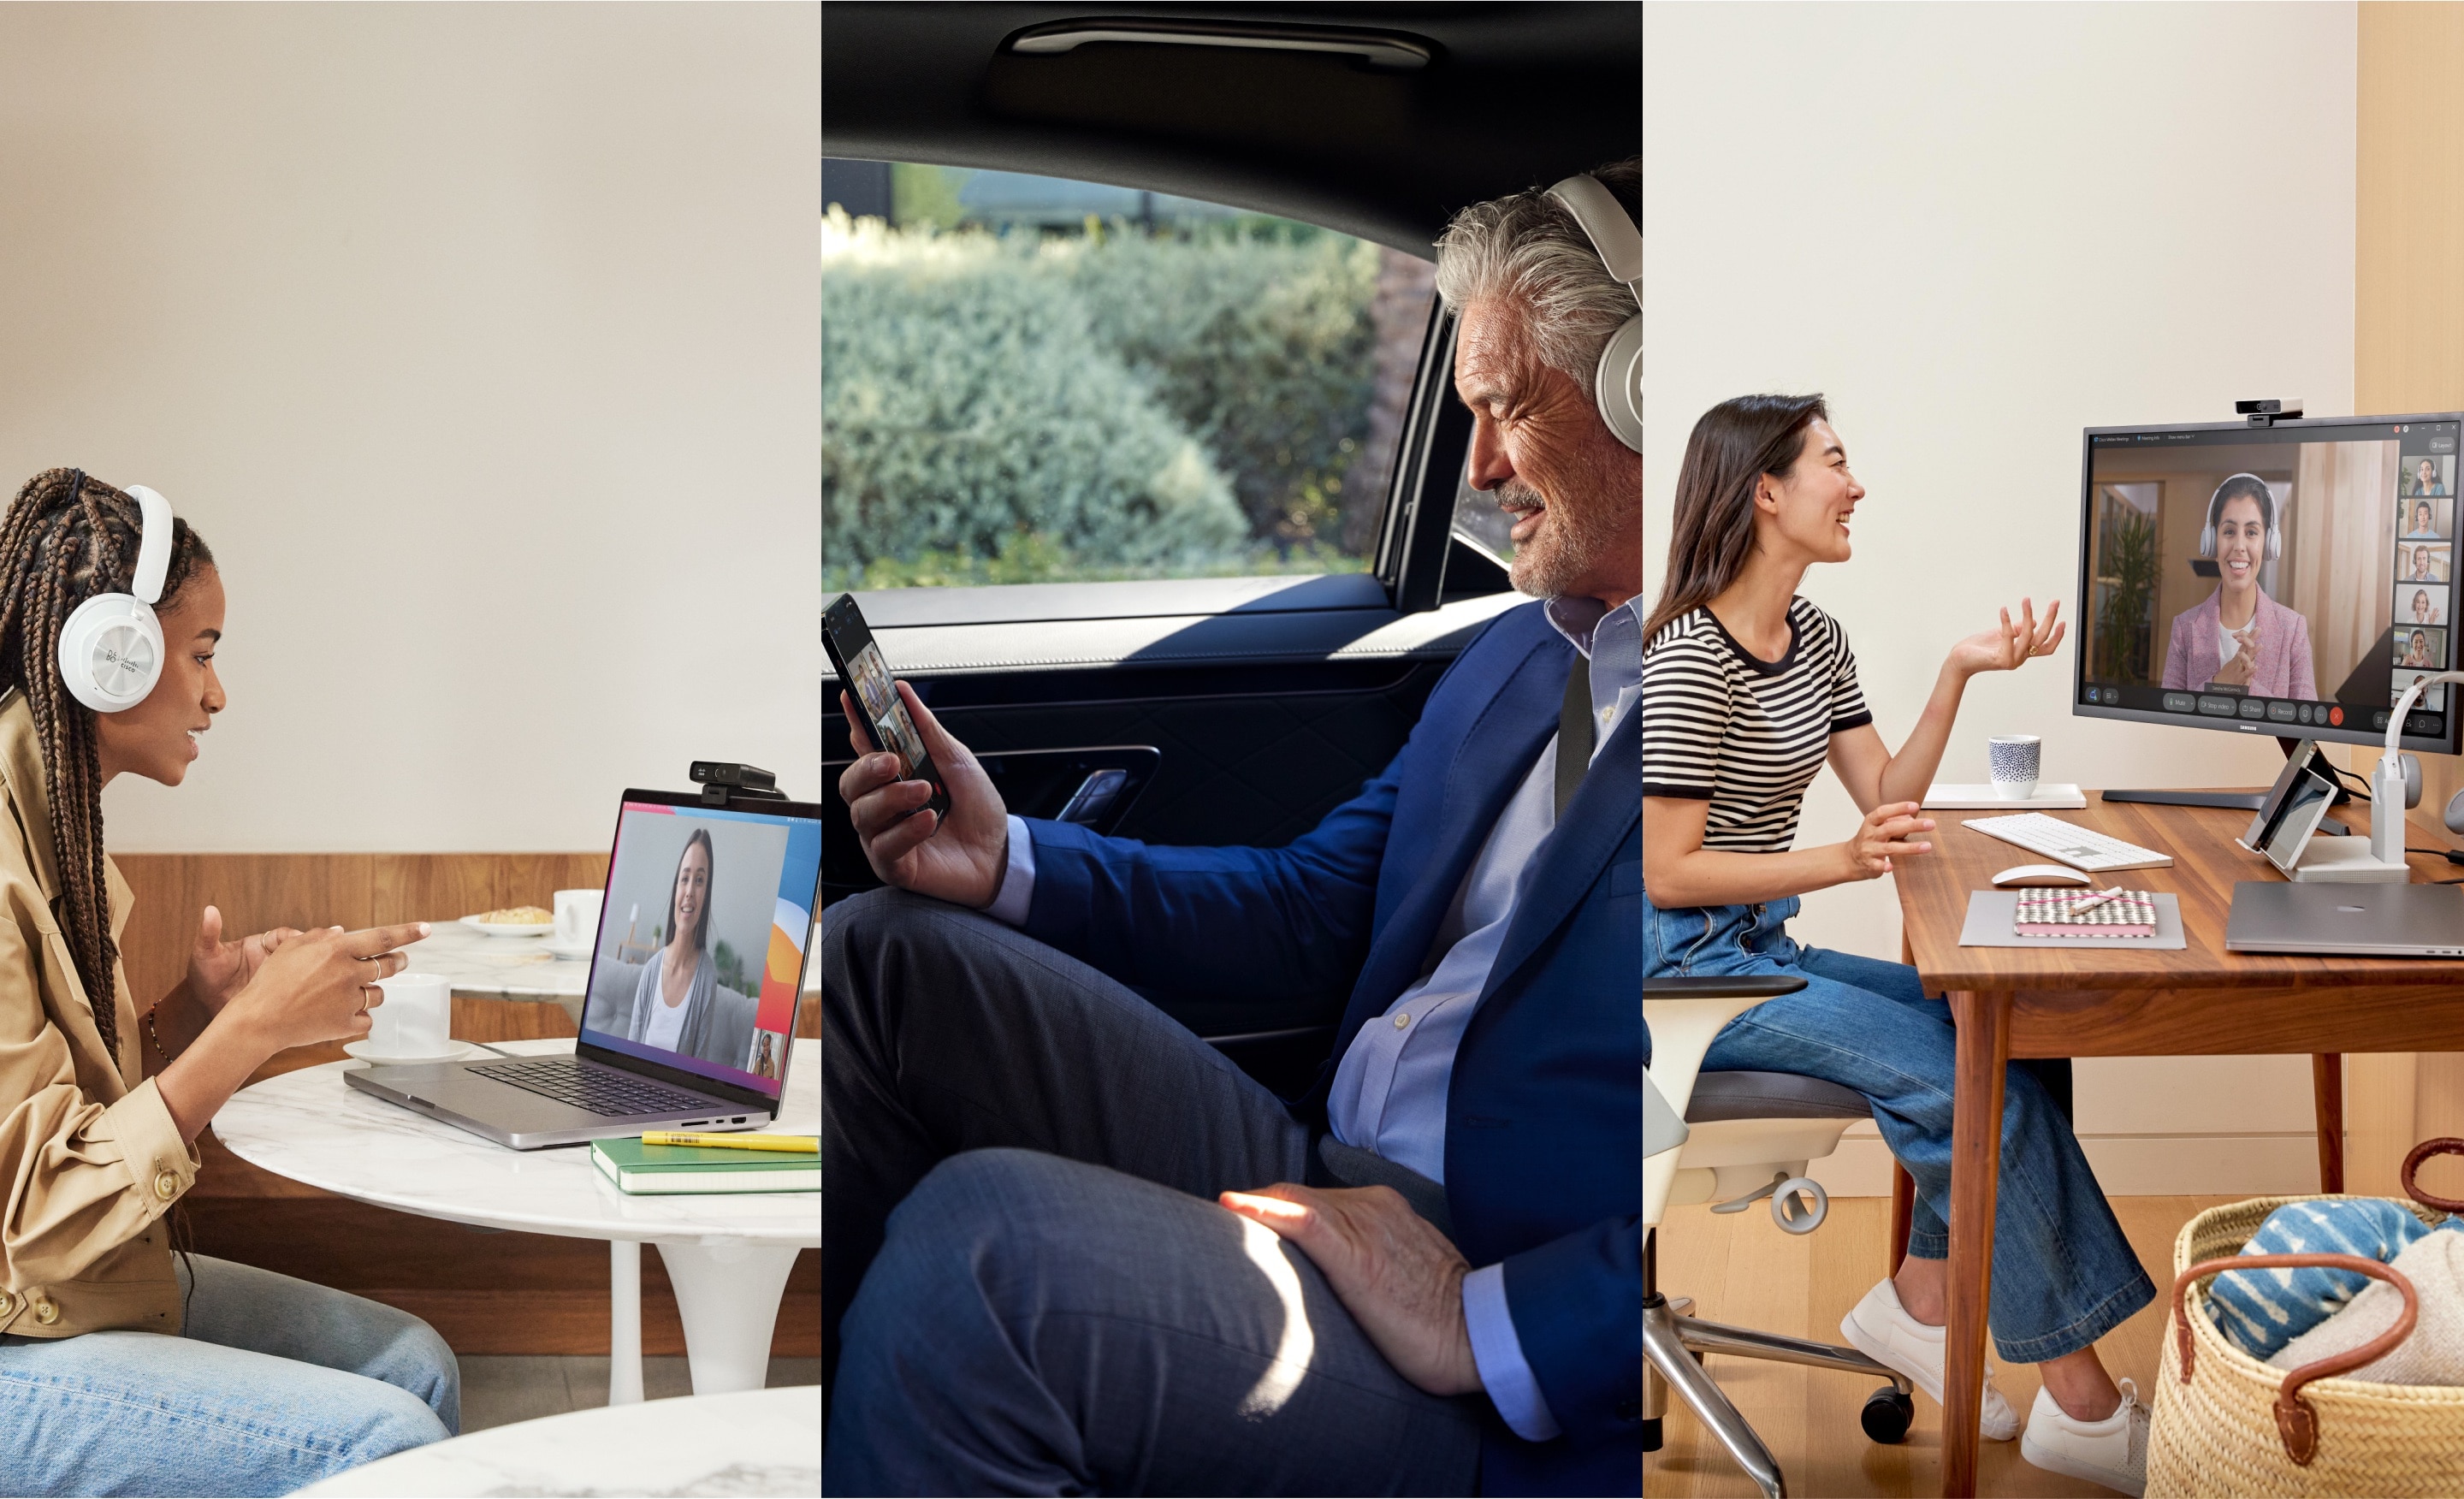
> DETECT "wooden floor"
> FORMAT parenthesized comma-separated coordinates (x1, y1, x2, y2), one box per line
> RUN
(1648, 1194, 2238, 1498)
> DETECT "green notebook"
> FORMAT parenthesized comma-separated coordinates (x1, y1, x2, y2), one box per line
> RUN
(591, 1136, 819, 1195)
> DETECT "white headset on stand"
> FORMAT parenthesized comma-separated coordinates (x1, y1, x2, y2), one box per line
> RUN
(1543, 174, 1642, 453)
(56, 481, 175, 714)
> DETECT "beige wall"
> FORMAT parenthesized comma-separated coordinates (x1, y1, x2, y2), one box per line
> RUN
(2348, 1, 2464, 1200)
(0, 3, 821, 851)
(1645, 2, 2358, 1194)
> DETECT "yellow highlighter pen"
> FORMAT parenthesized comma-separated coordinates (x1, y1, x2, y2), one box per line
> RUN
(639, 1131, 819, 1153)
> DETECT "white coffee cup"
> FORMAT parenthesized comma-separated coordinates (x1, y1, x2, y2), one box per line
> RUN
(1988, 734, 2043, 801)
(554, 888, 604, 949)
(368, 972, 451, 1058)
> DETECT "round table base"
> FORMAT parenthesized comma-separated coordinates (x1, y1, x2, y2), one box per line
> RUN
(660, 1240, 806, 1395)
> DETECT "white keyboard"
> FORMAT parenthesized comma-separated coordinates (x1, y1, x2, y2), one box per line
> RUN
(1963, 813, 2174, 873)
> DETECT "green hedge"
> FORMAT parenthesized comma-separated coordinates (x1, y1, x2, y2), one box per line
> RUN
(822, 213, 1379, 588)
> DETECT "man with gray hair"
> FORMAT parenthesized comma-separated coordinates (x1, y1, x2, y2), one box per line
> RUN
(822, 161, 1642, 1496)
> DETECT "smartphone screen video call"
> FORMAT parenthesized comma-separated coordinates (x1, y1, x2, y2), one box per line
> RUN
(824, 594, 949, 817)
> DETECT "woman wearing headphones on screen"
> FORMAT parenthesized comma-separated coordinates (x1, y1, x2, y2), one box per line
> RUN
(2157, 474, 2318, 699)
(1643, 396, 2156, 1495)
(0, 471, 453, 1496)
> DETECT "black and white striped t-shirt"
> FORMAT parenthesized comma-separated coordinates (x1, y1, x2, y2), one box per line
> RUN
(1641, 599, 1872, 854)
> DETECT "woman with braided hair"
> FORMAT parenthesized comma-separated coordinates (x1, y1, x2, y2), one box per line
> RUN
(0, 470, 455, 1495)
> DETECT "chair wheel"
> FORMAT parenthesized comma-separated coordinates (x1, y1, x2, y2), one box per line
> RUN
(1642, 1416, 1662, 1452)
(1861, 1384, 1914, 1444)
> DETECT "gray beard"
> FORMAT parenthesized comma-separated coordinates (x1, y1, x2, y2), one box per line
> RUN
(1507, 482, 1619, 599)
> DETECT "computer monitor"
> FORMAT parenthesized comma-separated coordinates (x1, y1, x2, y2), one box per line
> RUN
(2075, 412, 2464, 761)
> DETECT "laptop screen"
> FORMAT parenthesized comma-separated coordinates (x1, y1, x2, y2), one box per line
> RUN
(576, 795, 821, 1100)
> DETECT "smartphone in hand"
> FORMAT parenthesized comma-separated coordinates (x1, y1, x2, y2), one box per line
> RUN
(823, 593, 951, 820)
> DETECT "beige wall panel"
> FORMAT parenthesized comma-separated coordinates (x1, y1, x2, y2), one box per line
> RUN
(2351, 2, 2464, 1188)
(0, 5, 822, 851)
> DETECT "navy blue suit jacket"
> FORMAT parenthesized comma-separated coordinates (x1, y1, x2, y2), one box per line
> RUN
(1022, 602, 1644, 1496)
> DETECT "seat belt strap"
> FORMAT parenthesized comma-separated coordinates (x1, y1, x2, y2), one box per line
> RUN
(1556, 650, 1594, 819)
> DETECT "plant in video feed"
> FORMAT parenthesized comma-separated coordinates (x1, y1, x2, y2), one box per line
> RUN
(2094, 501, 2159, 684)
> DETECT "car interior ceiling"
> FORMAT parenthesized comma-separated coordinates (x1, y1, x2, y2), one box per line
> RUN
(821, 2, 1642, 253)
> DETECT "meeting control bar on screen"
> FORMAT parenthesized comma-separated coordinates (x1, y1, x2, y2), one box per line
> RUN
(2074, 413, 2464, 755)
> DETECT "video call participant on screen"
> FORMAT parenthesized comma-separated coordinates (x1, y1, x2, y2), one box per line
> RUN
(2415, 587, 2441, 625)
(2159, 473, 2317, 698)
(622, 829, 755, 1066)
(2409, 458, 2448, 498)
(2406, 630, 2436, 668)
(2407, 498, 2442, 539)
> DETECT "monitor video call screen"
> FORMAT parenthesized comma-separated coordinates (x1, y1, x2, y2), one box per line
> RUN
(577, 799, 821, 1099)
(2076, 418, 2463, 747)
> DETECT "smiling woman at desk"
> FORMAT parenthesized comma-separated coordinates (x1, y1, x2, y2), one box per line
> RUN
(1641, 397, 2159, 1496)
(0, 471, 453, 1497)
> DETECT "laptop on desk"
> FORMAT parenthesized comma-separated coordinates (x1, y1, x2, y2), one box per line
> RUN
(2226, 880, 2464, 958)
(348, 788, 822, 1149)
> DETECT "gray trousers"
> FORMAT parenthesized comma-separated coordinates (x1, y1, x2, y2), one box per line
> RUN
(822, 888, 1484, 1496)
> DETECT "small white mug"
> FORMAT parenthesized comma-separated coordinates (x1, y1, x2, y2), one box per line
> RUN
(368, 972, 451, 1058)
(554, 888, 604, 949)
(1988, 735, 2043, 802)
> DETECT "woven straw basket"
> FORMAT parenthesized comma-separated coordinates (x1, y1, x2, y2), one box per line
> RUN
(2148, 1175, 2464, 1497)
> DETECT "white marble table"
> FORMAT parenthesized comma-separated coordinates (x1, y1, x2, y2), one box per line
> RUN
(294, 1384, 821, 1496)
(213, 1038, 817, 1405)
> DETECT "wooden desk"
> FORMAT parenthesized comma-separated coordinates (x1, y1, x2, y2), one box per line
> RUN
(1893, 793, 2464, 1497)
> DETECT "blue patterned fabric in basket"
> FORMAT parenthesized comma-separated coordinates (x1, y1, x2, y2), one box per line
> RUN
(2208, 1198, 2463, 1358)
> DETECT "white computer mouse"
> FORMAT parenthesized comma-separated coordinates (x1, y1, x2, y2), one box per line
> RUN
(1992, 863, 2093, 888)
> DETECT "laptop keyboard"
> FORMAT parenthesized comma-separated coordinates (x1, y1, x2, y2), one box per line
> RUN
(468, 1058, 709, 1117)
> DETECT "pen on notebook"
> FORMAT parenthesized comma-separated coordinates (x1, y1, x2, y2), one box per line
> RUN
(638, 1131, 819, 1152)
(2067, 888, 2125, 914)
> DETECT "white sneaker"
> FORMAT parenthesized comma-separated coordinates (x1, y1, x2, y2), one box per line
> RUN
(1839, 1278, 2022, 1441)
(2020, 1378, 2148, 1496)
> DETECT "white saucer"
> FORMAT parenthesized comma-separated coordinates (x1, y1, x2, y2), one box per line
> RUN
(543, 939, 594, 960)
(344, 1040, 489, 1066)
(459, 915, 554, 939)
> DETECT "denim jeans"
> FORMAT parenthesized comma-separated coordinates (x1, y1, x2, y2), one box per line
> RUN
(1647, 895, 2154, 1363)
(0, 1253, 457, 1496)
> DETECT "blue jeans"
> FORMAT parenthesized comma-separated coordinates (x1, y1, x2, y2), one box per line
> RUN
(1648, 896, 2154, 1363)
(0, 1253, 457, 1496)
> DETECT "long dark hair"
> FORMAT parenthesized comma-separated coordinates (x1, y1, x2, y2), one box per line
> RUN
(1643, 394, 1830, 645)
(666, 828, 714, 953)
(0, 470, 213, 1061)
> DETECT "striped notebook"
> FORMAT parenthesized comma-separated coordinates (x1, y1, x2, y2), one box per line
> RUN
(2013, 887, 2158, 939)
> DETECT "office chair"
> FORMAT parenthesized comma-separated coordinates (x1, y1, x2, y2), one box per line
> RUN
(1644, 975, 1915, 1499)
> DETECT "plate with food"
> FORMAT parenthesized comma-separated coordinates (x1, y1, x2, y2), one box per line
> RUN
(460, 906, 554, 938)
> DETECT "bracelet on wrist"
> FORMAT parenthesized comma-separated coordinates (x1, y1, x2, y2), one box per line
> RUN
(144, 1009, 175, 1066)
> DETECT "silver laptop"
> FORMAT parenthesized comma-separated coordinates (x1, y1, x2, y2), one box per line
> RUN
(2225, 880, 2464, 958)
(348, 787, 821, 1149)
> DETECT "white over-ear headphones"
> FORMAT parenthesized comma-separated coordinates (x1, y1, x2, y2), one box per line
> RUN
(1543, 174, 1642, 453)
(2198, 473, 2283, 562)
(56, 481, 174, 714)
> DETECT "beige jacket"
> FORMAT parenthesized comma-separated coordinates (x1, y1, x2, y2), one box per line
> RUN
(0, 691, 195, 1338)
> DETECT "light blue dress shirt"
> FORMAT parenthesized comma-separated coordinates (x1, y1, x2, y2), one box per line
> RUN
(984, 595, 1644, 1443)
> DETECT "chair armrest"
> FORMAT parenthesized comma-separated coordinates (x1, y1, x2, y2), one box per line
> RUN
(1644, 975, 1807, 1001)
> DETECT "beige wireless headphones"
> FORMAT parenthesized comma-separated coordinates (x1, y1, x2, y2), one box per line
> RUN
(1544, 174, 1642, 453)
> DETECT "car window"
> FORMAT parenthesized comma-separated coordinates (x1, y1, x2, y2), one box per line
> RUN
(822, 160, 1436, 590)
